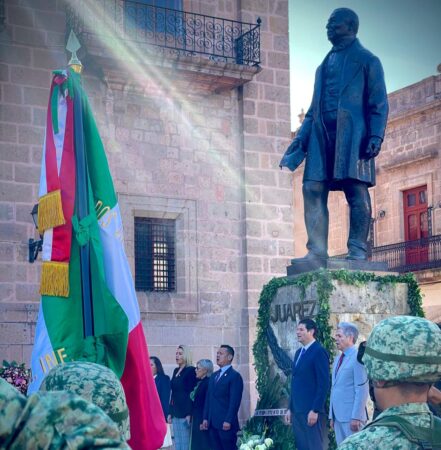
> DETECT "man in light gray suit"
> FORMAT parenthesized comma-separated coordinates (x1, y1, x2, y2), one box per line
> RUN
(329, 322, 369, 445)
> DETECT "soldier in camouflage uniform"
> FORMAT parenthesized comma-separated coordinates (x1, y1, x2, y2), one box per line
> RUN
(41, 361, 130, 440)
(0, 377, 130, 449)
(338, 315, 441, 449)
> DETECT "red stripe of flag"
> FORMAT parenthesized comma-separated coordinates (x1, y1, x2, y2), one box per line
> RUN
(44, 83, 61, 193)
(50, 97, 75, 262)
(121, 322, 167, 450)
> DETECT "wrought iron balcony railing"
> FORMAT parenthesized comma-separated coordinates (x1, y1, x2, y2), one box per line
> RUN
(332, 234, 441, 273)
(370, 234, 441, 273)
(66, 0, 261, 66)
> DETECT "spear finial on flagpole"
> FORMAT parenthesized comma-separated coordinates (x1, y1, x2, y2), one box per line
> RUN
(67, 30, 83, 74)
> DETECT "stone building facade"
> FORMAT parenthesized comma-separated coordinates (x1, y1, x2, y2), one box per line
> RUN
(292, 71, 441, 322)
(0, 0, 292, 417)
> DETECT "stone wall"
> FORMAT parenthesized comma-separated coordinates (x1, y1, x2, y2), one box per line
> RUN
(0, 0, 292, 419)
(375, 75, 441, 246)
(239, 0, 292, 410)
(0, 0, 67, 362)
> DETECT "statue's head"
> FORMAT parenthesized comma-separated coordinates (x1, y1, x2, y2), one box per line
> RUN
(326, 8, 359, 45)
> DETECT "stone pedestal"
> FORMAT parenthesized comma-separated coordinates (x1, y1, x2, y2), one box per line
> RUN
(264, 270, 410, 395)
(269, 272, 409, 362)
(248, 270, 416, 447)
(287, 258, 388, 276)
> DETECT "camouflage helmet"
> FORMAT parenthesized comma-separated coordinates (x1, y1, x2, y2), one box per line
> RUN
(40, 361, 130, 440)
(364, 315, 441, 383)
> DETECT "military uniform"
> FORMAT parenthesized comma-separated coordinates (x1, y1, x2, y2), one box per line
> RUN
(41, 361, 130, 440)
(338, 402, 432, 449)
(0, 378, 130, 449)
(338, 316, 441, 449)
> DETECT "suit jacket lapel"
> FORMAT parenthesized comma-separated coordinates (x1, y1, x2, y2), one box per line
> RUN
(314, 56, 329, 156)
(313, 62, 324, 116)
(292, 349, 300, 374)
(340, 39, 362, 94)
(215, 367, 231, 386)
(298, 341, 316, 367)
(334, 347, 355, 382)
(212, 369, 221, 387)
(334, 353, 345, 382)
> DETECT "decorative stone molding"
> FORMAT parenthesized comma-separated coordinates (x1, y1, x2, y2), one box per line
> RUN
(118, 194, 199, 315)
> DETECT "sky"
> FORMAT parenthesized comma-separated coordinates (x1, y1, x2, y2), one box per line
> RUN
(289, 0, 441, 128)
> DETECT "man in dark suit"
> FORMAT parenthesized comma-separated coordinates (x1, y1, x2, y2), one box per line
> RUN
(286, 319, 330, 450)
(202, 345, 243, 450)
(280, 8, 388, 265)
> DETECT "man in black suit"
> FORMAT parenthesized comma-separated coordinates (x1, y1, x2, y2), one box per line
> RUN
(202, 345, 243, 450)
(286, 319, 330, 450)
(280, 8, 388, 265)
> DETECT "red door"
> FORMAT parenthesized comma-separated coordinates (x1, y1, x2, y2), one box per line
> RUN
(403, 186, 428, 265)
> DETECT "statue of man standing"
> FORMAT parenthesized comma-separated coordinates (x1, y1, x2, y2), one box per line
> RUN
(280, 8, 388, 266)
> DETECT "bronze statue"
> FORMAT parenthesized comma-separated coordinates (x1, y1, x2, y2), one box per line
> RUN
(280, 8, 388, 266)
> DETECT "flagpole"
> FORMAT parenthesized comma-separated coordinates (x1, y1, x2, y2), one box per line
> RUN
(67, 31, 94, 338)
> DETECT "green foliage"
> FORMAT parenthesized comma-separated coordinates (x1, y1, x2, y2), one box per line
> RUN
(246, 269, 424, 450)
(1, 360, 24, 368)
(243, 373, 293, 449)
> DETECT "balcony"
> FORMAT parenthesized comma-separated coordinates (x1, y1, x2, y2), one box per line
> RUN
(65, 0, 262, 93)
(370, 235, 441, 273)
(332, 234, 441, 273)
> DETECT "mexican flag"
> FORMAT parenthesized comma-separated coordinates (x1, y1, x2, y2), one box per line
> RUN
(28, 68, 166, 450)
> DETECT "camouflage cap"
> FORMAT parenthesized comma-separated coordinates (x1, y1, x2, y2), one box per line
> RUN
(40, 361, 130, 440)
(0, 377, 26, 441)
(364, 315, 441, 383)
(0, 378, 129, 449)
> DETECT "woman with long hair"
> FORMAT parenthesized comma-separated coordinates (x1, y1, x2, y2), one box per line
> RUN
(150, 356, 171, 420)
(168, 345, 197, 450)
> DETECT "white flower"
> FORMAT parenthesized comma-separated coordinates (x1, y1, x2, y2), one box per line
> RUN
(255, 445, 266, 450)
(240, 444, 252, 450)
(264, 438, 273, 447)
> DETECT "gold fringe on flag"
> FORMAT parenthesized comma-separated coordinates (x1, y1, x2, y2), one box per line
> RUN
(38, 190, 66, 233)
(40, 261, 69, 297)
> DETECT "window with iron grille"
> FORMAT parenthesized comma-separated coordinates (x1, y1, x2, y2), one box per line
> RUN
(135, 217, 176, 292)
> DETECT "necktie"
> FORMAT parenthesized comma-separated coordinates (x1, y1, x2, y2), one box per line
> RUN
(335, 353, 345, 375)
(295, 347, 305, 366)
(215, 371, 222, 383)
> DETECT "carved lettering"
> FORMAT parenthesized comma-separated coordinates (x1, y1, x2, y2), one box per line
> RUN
(286, 304, 295, 322)
(305, 300, 317, 317)
(270, 299, 318, 323)
(270, 304, 281, 323)
(279, 304, 287, 322)
(293, 302, 301, 321)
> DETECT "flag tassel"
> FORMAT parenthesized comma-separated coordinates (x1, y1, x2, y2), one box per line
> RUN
(40, 261, 69, 297)
(38, 189, 66, 233)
